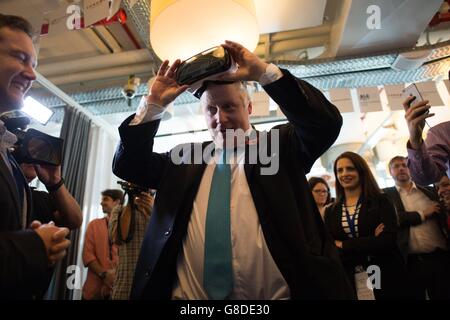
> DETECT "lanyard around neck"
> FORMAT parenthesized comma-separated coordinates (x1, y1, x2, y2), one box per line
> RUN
(344, 198, 362, 238)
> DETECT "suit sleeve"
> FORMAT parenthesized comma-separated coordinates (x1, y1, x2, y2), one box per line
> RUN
(397, 211, 422, 228)
(407, 124, 450, 185)
(0, 230, 49, 292)
(263, 69, 343, 172)
(323, 205, 336, 235)
(341, 195, 399, 255)
(112, 114, 171, 189)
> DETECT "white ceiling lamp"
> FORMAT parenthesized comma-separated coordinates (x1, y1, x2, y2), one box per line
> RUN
(150, 0, 260, 62)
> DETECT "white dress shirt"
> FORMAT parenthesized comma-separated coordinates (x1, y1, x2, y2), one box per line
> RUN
(130, 64, 290, 299)
(396, 183, 447, 254)
(0, 119, 27, 228)
(0, 119, 17, 172)
(171, 147, 290, 299)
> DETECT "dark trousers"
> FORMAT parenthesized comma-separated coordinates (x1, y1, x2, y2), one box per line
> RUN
(406, 250, 450, 300)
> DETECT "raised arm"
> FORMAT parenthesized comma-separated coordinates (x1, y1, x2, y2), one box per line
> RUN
(263, 72, 342, 172)
(113, 60, 189, 188)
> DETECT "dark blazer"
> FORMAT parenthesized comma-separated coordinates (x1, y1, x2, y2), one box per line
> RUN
(383, 185, 448, 260)
(324, 194, 407, 299)
(0, 152, 49, 299)
(113, 69, 354, 300)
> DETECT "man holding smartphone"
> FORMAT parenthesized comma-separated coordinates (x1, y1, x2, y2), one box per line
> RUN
(402, 94, 450, 186)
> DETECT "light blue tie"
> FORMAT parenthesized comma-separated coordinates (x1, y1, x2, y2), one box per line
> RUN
(203, 149, 233, 299)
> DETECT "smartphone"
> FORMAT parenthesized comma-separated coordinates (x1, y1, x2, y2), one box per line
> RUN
(401, 84, 425, 109)
(401, 83, 431, 127)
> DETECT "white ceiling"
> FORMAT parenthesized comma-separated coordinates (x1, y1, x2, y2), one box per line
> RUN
(254, 0, 327, 34)
(337, 0, 444, 56)
(1, 0, 444, 86)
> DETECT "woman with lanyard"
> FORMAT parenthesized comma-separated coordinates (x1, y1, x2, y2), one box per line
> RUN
(324, 152, 407, 300)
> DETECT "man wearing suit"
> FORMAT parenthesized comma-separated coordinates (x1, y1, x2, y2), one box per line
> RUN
(383, 156, 450, 299)
(0, 14, 71, 298)
(113, 41, 353, 299)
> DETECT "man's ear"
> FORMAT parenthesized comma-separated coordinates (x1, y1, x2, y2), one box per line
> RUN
(247, 101, 252, 115)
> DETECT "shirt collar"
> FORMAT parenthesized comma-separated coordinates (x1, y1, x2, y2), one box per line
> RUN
(0, 119, 18, 151)
(212, 127, 257, 150)
(210, 128, 257, 165)
(396, 182, 418, 194)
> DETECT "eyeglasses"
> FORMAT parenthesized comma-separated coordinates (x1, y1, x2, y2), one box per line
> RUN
(312, 189, 328, 194)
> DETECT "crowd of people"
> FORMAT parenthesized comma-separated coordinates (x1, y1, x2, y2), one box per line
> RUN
(1, 13, 449, 300)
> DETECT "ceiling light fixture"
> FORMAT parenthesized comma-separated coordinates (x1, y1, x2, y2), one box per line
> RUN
(150, 0, 260, 62)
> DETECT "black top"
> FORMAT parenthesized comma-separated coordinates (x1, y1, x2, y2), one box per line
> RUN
(324, 194, 407, 299)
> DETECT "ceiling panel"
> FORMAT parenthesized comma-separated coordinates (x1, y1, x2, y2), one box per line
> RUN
(38, 29, 104, 62)
(337, 0, 443, 56)
(254, 0, 327, 34)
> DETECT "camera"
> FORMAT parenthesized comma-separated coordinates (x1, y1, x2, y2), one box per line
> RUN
(122, 75, 140, 106)
(117, 181, 150, 198)
(116, 181, 153, 244)
(0, 110, 63, 166)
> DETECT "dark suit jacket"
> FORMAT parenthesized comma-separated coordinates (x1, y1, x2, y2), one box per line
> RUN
(113, 69, 354, 300)
(0, 152, 49, 299)
(324, 194, 407, 299)
(383, 186, 448, 261)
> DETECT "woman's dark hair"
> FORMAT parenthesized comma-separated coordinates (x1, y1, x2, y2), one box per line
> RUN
(333, 152, 382, 202)
(308, 177, 332, 205)
(0, 14, 34, 39)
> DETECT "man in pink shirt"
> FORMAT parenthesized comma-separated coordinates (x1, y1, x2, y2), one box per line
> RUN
(82, 189, 123, 300)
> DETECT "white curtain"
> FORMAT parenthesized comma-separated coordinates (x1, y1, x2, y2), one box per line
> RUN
(72, 123, 120, 300)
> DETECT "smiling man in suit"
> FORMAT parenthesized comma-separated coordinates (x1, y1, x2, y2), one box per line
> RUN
(113, 41, 353, 300)
(0, 14, 71, 299)
(383, 156, 450, 299)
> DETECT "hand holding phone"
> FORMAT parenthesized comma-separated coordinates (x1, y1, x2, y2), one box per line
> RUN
(401, 83, 435, 149)
(402, 84, 425, 109)
(401, 83, 432, 128)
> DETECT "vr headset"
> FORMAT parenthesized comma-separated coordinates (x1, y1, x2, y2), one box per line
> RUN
(175, 46, 237, 98)
(0, 110, 64, 166)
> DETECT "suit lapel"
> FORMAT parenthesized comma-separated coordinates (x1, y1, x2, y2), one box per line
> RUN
(389, 188, 406, 212)
(357, 200, 369, 236)
(24, 173, 32, 226)
(417, 186, 448, 239)
(417, 185, 438, 202)
(333, 201, 348, 239)
(243, 130, 263, 185)
(0, 155, 21, 225)
(9, 153, 32, 227)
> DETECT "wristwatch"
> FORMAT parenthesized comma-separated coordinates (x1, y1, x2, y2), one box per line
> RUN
(98, 271, 107, 280)
(46, 178, 65, 193)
